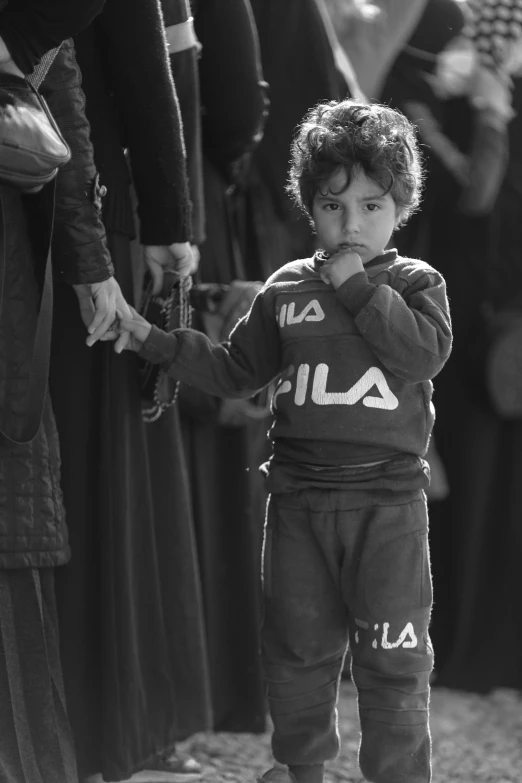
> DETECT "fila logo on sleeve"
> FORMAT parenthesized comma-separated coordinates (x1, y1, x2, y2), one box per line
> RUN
(279, 299, 325, 327)
(273, 364, 399, 410)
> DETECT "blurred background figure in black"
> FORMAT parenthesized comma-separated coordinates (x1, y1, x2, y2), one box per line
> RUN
(179, 0, 360, 740)
(51, 1, 211, 780)
(374, 0, 522, 693)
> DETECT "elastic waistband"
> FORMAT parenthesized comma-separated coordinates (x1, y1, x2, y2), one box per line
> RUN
(261, 454, 430, 498)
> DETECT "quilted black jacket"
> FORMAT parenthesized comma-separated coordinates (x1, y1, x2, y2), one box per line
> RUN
(0, 39, 114, 567)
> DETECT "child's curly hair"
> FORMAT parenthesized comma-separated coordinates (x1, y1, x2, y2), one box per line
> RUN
(287, 99, 424, 227)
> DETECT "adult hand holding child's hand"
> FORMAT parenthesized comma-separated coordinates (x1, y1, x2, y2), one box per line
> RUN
(73, 277, 133, 352)
(319, 248, 364, 289)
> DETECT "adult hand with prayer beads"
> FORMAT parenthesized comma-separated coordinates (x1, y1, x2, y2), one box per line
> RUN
(143, 241, 198, 295)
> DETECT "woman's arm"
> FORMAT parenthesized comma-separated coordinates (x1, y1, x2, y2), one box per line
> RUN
(195, 0, 268, 178)
(41, 38, 132, 347)
(41, 38, 113, 286)
(161, 0, 206, 245)
(96, 0, 192, 246)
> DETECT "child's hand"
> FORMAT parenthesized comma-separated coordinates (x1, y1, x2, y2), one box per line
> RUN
(116, 307, 153, 353)
(319, 249, 364, 289)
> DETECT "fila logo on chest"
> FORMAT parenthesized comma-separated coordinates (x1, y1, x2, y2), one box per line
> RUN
(273, 365, 399, 410)
(279, 299, 325, 327)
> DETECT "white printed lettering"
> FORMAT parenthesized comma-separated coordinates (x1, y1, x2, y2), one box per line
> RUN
(381, 622, 418, 650)
(270, 364, 400, 411)
(311, 365, 399, 410)
(280, 299, 326, 326)
(286, 302, 297, 324)
(294, 364, 310, 406)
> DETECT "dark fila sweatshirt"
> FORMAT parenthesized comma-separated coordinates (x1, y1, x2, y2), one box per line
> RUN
(139, 249, 452, 466)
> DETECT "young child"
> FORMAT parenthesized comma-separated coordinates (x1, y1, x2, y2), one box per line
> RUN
(119, 99, 452, 783)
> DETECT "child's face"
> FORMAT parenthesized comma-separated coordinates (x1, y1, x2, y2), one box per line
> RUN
(312, 167, 400, 264)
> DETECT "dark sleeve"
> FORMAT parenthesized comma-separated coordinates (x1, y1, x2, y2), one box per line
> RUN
(194, 0, 268, 177)
(336, 267, 453, 383)
(161, 0, 206, 244)
(139, 288, 282, 397)
(0, 0, 106, 75)
(250, 0, 342, 216)
(41, 39, 114, 285)
(97, 0, 192, 246)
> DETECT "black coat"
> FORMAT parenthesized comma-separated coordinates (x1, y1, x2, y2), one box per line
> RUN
(0, 0, 106, 74)
(0, 39, 114, 567)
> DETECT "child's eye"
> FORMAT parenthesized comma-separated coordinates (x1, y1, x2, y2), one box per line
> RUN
(366, 203, 380, 212)
(324, 203, 339, 211)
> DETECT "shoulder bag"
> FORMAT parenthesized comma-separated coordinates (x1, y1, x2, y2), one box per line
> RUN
(0, 47, 70, 192)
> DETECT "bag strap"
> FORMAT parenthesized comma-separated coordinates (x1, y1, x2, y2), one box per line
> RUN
(0, 183, 55, 444)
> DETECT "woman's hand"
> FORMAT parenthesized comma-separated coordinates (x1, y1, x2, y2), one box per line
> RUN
(73, 277, 133, 351)
(144, 242, 199, 295)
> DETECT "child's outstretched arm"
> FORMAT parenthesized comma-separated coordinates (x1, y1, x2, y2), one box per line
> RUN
(119, 291, 282, 399)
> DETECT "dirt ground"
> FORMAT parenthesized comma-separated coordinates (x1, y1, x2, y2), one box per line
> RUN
(176, 681, 522, 783)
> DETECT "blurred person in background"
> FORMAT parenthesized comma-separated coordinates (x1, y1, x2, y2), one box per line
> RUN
(171, 0, 362, 740)
(379, 0, 468, 260)
(421, 0, 522, 693)
(50, 0, 213, 780)
(381, 0, 522, 691)
(178, 0, 270, 737)
(325, 0, 429, 100)
(246, 0, 360, 279)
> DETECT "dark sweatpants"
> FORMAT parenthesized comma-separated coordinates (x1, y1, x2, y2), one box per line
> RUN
(261, 487, 433, 783)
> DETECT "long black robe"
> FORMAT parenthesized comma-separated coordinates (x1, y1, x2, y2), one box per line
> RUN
(378, 1, 522, 692)
(177, 0, 268, 735)
(50, 3, 212, 778)
(427, 86, 522, 692)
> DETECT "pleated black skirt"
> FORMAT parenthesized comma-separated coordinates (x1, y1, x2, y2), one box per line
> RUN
(0, 568, 77, 783)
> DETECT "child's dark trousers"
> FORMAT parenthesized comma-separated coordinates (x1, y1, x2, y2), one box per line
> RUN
(261, 486, 433, 783)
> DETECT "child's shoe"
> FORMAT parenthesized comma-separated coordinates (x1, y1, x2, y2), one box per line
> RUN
(257, 768, 297, 783)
